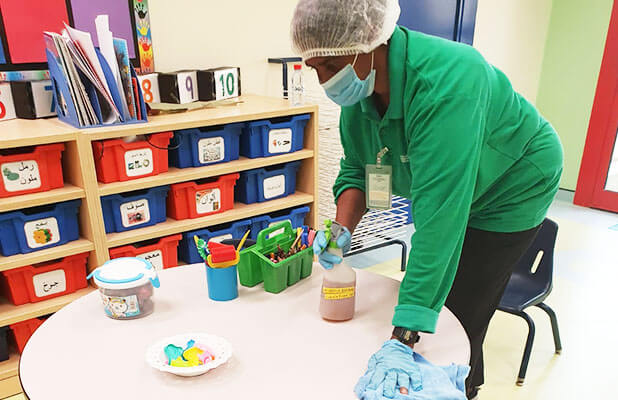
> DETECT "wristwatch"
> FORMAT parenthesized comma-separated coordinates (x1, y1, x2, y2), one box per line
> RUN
(392, 327, 420, 346)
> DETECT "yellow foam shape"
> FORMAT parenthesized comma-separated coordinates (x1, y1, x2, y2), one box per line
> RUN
(171, 357, 192, 367)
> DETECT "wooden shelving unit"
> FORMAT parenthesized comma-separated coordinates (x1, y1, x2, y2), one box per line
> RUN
(0, 287, 94, 327)
(0, 239, 94, 272)
(0, 95, 319, 396)
(98, 150, 314, 196)
(106, 192, 314, 247)
(0, 184, 85, 213)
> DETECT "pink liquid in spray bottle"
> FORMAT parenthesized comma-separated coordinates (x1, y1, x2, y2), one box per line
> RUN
(319, 220, 356, 321)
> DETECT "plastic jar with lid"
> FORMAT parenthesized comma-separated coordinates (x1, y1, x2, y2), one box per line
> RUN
(88, 257, 160, 320)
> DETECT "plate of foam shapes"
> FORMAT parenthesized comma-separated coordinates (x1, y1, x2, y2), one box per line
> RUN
(146, 332, 233, 377)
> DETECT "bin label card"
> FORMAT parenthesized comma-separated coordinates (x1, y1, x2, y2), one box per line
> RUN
(196, 188, 221, 214)
(24, 217, 60, 249)
(268, 128, 292, 154)
(101, 294, 140, 318)
(33, 269, 67, 297)
(137, 249, 164, 271)
(2, 160, 41, 192)
(125, 148, 154, 177)
(214, 68, 239, 100)
(263, 175, 285, 199)
(198, 136, 225, 164)
(120, 199, 151, 228)
(210, 233, 233, 243)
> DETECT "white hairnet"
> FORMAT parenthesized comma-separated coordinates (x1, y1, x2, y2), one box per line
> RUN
(291, 0, 401, 59)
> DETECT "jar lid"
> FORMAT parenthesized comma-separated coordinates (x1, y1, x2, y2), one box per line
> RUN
(88, 258, 160, 290)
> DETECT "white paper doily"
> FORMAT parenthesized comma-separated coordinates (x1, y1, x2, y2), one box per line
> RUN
(146, 332, 233, 377)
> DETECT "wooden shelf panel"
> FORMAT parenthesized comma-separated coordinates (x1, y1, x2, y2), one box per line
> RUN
(0, 352, 19, 381)
(98, 150, 314, 196)
(0, 239, 94, 272)
(0, 184, 85, 213)
(82, 95, 317, 140)
(0, 118, 78, 149)
(0, 287, 94, 327)
(106, 192, 314, 247)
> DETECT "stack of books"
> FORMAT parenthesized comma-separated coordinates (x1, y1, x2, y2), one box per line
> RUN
(44, 15, 145, 128)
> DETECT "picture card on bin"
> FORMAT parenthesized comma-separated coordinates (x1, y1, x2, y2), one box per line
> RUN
(198, 67, 241, 102)
(158, 71, 198, 104)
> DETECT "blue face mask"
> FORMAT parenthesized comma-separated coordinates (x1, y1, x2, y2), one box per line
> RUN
(321, 52, 376, 107)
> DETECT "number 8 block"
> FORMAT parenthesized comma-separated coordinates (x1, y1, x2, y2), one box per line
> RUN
(137, 73, 161, 104)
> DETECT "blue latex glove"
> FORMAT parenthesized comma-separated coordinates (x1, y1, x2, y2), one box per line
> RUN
(313, 227, 352, 269)
(355, 340, 423, 399)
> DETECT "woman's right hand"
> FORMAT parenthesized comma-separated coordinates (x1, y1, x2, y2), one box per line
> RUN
(313, 227, 352, 269)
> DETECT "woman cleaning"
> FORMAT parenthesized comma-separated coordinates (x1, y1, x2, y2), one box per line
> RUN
(290, 0, 563, 398)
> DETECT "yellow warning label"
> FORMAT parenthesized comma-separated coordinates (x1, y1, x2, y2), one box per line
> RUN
(322, 287, 355, 300)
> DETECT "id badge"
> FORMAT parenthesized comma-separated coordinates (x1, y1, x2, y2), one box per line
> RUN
(366, 164, 392, 210)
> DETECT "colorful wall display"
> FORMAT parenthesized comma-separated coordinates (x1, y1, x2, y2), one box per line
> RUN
(0, 0, 154, 75)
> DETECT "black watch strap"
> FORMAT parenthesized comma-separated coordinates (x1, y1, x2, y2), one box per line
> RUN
(392, 327, 420, 345)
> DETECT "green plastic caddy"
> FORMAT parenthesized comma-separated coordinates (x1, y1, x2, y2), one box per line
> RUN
(238, 221, 313, 293)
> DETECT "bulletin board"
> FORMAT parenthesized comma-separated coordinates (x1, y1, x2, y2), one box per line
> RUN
(0, 0, 154, 73)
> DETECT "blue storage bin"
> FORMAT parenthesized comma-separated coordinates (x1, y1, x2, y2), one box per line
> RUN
(250, 206, 310, 240)
(0, 200, 80, 257)
(170, 123, 244, 168)
(179, 219, 252, 264)
(101, 186, 169, 234)
(240, 114, 310, 158)
(235, 161, 301, 204)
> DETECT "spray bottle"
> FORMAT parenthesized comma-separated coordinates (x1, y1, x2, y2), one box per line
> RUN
(319, 220, 356, 321)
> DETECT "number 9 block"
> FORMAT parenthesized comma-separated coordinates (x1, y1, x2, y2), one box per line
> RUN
(198, 67, 241, 102)
(158, 70, 198, 104)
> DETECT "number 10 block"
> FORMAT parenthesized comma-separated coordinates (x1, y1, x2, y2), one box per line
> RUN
(198, 67, 242, 102)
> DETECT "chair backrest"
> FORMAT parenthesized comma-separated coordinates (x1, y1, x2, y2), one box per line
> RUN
(512, 218, 559, 294)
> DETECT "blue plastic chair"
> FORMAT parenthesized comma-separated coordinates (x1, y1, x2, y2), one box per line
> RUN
(498, 218, 562, 385)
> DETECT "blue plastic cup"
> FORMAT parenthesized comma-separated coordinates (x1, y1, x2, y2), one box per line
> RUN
(205, 264, 238, 301)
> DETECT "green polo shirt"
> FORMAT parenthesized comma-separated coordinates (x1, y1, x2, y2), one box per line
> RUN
(333, 26, 563, 333)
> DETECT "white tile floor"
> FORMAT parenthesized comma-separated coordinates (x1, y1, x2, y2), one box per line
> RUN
(7, 190, 617, 399)
(353, 190, 618, 399)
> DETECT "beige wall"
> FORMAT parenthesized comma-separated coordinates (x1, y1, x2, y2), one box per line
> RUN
(149, 0, 555, 104)
(148, 0, 298, 98)
(472, 0, 554, 104)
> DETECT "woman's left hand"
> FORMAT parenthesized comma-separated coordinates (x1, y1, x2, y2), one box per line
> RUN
(354, 340, 423, 399)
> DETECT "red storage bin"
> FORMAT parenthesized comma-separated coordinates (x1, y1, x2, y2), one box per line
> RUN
(0, 252, 88, 305)
(109, 234, 182, 271)
(10, 316, 47, 354)
(168, 174, 239, 220)
(92, 132, 172, 183)
(0, 143, 64, 198)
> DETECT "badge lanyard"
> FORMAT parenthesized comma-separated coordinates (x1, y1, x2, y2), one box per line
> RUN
(365, 147, 393, 210)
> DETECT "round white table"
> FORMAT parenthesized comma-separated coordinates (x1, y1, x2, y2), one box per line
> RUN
(20, 264, 470, 399)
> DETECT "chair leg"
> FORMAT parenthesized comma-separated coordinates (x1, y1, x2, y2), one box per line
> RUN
(515, 311, 535, 386)
(536, 303, 562, 354)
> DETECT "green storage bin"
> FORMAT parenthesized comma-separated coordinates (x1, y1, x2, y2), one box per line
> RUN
(238, 221, 313, 293)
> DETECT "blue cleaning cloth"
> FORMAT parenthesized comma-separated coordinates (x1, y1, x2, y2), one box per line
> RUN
(355, 340, 470, 400)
